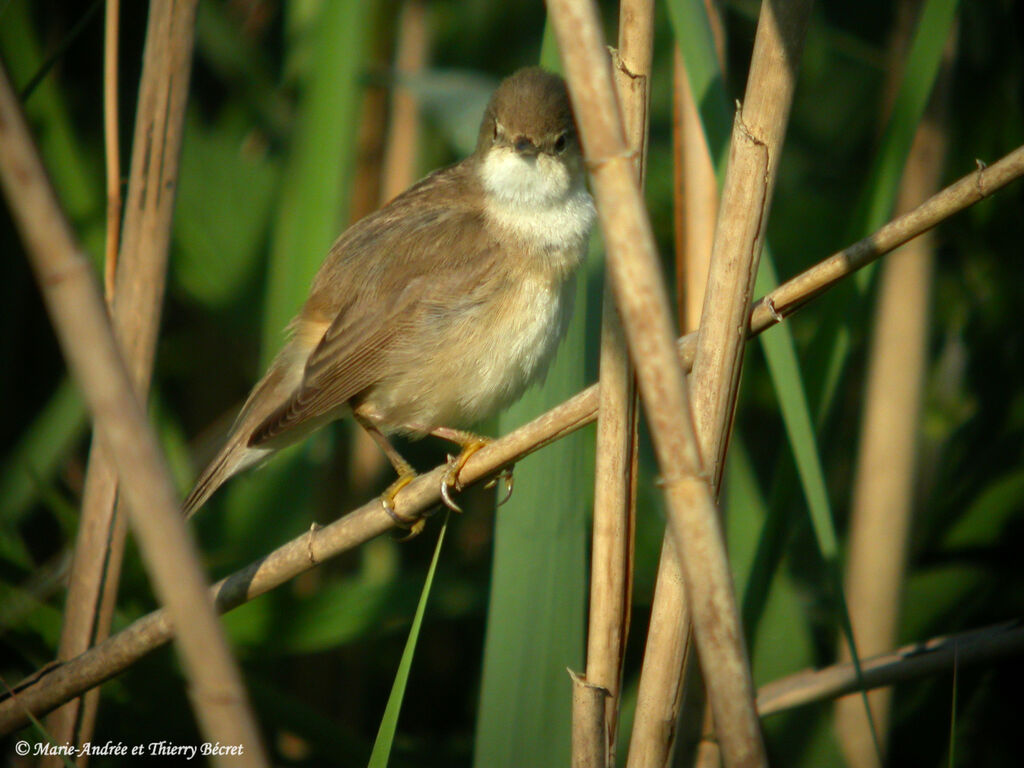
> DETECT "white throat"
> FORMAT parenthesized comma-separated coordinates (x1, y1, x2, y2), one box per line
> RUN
(478, 147, 595, 256)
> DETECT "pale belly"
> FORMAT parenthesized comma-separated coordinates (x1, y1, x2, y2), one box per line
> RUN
(362, 272, 575, 434)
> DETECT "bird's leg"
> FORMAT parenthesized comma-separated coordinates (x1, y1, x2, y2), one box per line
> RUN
(429, 427, 515, 512)
(354, 413, 424, 537)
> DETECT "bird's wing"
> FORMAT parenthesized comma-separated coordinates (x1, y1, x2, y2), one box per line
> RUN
(249, 175, 495, 446)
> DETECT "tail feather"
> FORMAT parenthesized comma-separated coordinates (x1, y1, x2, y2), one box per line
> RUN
(183, 441, 246, 518)
(183, 349, 305, 518)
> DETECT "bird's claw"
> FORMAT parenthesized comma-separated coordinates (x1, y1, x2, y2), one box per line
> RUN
(484, 466, 515, 507)
(441, 454, 464, 513)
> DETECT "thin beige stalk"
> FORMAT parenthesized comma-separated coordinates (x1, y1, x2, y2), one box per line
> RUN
(626, 42, 718, 768)
(545, 1, 766, 765)
(46, 0, 199, 758)
(674, 43, 718, 335)
(692, 3, 811, 766)
(0, 58, 268, 767)
(1, 144, 1022, 734)
(836, 29, 954, 766)
(678, 13, 725, 765)
(579, 1, 651, 763)
(102, 0, 121, 305)
(760, 620, 1024, 715)
(381, 0, 427, 202)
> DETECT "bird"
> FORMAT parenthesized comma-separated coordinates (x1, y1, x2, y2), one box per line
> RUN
(183, 67, 595, 531)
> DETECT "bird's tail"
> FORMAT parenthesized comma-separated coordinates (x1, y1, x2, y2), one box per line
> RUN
(183, 357, 297, 518)
(182, 440, 247, 519)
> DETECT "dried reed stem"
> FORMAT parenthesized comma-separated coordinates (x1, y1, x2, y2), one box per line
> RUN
(102, 0, 121, 305)
(690, 0, 812, 489)
(1, 143, 1022, 735)
(673, 43, 718, 335)
(47, 0, 202, 756)
(571, 669, 610, 767)
(578, 1, 652, 763)
(627, 19, 725, 768)
(760, 620, 1024, 715)
(634, 1, 813, 765)
(381, 0, 427, 202)
(0, 55, 268, 766)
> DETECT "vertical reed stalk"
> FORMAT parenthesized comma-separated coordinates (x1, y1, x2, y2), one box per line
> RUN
(102, 0, 121, 306)
(381, 0, 428, 202)
(547, 1, 767, 765)
(673, 43, 718, 335)
(576, 0, 652, 764)
(625, 16, 725, 766)
(836, 19, 955, 765)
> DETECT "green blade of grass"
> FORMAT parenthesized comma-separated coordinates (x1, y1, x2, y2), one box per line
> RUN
(726, 439, 814, 690)
(667, 0, 834, 643)
(854, 0, 961, 247)
(758, 249, 883, 759)
(665, 0, 731, 172)
(368, 515, 449, 767)
(725, 441, 822, 764)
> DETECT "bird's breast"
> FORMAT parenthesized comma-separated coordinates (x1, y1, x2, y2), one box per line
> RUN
(366, 250, 582, 433)
(443, 265, 577, 424)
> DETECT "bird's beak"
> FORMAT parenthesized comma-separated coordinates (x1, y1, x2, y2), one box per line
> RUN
(513, 136, 539, 157)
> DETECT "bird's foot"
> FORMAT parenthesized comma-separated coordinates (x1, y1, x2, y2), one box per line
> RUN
(440, 438, 491, 512)
(380, 472, 425, 540)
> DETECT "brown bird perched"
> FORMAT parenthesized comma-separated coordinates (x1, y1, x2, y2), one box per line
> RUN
(183, 67, 595, 529)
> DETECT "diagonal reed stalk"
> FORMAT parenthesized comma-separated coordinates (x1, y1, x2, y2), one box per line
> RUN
(1, 142, 1022, 736)
(0, 58, 268, 765)
(46, 0, 204, 757)
(759, 620, 1024, 716)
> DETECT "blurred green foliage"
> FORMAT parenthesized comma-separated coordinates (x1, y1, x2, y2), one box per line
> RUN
(2, 0, 1023, 766)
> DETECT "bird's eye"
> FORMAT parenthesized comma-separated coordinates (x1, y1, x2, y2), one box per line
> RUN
(554, 133, 568, 154)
